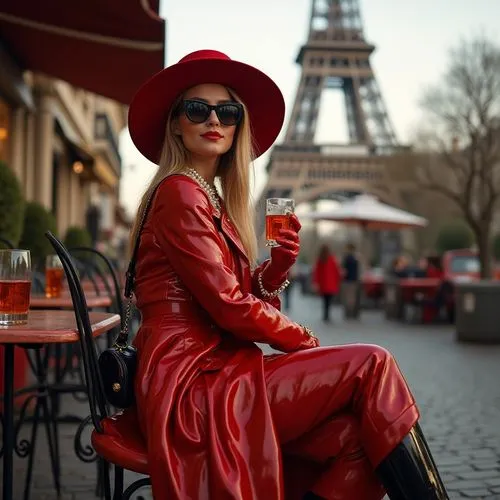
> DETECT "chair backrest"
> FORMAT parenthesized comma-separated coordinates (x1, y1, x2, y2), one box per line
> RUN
(0, 236, 14, 249)
(45, 231, 109, 432)
(68, 246, 124, 322)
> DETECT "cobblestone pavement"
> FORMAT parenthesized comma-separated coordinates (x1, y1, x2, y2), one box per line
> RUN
(3, 288, 500, 499)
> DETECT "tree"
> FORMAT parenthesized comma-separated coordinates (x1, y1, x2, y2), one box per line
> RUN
(415, 36, 500, 278)
(19, 202, 58, 264)
(435, 221, 475, 254)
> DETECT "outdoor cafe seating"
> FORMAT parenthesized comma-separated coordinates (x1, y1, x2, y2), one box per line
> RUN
(0, 235, 134, 500)
(45, 232, 150, 499)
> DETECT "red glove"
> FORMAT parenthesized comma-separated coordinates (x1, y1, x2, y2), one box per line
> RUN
(296, 334, 320, 350)
(271, 326, 320, 353)
(262, 214, 301, 287)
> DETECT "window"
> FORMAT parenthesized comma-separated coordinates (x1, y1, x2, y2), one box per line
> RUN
(450, 255, 480, 274)
(0, 97, 11, 163)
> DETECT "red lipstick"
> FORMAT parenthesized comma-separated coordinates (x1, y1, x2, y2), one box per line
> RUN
(201, 131, 223, 140)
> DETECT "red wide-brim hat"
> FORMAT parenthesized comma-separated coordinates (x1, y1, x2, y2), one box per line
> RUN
(128, 49, 285, 164)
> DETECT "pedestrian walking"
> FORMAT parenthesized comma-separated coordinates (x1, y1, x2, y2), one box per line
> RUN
(312, 244, 341, 322)
(126, 49, 449, 499)
(341, 242, 362, 319)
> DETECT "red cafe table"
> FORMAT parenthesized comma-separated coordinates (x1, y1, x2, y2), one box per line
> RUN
(0, 310, 120, 500)
(29, 291, 115, 404)
(0, 292, 115, 416)
(29, 291, 115, 420)
(30, 292, 113, 310)
(399, 278, 441, 322)
(399, 277, 441, 300)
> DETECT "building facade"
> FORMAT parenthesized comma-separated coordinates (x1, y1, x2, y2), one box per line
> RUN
(0, 40, 128, 244)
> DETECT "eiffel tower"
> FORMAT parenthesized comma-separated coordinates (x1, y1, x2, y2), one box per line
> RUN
(257, 0, 408, 242)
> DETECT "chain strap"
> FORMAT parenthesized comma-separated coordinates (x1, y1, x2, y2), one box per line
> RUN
(114, 187, 158, 349)
(113, 299, 134, 349)
(113, 169, 221, 349)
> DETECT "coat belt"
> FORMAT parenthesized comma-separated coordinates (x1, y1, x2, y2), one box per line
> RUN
(140, 300, 206, 321)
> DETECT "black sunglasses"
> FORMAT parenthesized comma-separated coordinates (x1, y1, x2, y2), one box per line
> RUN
(182, 99, 243, 126)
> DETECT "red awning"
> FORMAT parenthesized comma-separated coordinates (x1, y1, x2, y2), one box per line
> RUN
(0, 0, 165, 104)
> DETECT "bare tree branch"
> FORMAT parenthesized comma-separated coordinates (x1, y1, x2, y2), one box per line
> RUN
(416, 179, 463, 208)
(415, 35, 500, 277)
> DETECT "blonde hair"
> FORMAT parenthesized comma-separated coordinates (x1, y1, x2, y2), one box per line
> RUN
(130, 87, 258, 263)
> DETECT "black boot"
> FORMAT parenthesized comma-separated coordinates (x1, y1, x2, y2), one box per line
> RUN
(376, 423, 449, 499)
(302, 493, 325, 500)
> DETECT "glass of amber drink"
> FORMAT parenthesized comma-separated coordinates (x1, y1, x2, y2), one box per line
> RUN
(0, 249, 32, 325)
(265, 198, 295, 247)
(45, 255, 64, 298)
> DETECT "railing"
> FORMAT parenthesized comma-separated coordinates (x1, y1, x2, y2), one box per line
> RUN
(273, 143, 369, 156)
(273, 143, 405, 156)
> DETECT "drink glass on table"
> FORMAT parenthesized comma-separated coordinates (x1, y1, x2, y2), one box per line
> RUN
(0, 249, 32, 325)
(45, 255, 64, 298)
(265, 197, 295, 247)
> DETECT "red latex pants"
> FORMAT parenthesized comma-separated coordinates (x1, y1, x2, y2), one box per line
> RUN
(265, 344, 420, 500)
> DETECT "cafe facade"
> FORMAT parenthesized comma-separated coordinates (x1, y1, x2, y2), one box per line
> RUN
(0, 41, 128, 240)
(0, 1, 165, 243)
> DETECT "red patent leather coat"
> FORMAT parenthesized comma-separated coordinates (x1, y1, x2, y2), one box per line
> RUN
(133, 176, 316, 499)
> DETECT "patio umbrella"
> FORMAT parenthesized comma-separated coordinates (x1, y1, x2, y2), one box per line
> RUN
(305, 194, 428, 230)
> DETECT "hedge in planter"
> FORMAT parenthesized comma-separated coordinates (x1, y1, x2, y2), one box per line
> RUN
(64, 226, 92, 248)
(435, 221, 475, 254)
(19, 202, 58, 264)
(0, 161, 25, 246)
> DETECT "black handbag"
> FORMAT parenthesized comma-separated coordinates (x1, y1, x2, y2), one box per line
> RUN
(98, 188, 157, 408)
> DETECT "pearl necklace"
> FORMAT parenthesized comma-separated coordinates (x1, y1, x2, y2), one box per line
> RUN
(182, 168, 221, 214)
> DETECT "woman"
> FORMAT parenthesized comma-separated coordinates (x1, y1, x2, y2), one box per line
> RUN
(312, 245, 341, 322)
(128, 50, 448, 499)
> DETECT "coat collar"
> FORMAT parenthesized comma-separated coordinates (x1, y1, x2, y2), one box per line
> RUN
(215, 209, 249, 263)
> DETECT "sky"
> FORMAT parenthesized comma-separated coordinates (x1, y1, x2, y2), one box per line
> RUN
(119, 0, 500, 218)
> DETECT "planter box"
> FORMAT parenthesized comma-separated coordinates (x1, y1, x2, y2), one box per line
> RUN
(455, 281, 500, 343)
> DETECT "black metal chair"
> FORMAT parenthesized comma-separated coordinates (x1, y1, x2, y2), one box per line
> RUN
(0, 236, 14, 248)
(69, 247, 124, 352)
(45, 231, 150, 500)
(68, 248, 111, 295)
(68, 246, 124, 317)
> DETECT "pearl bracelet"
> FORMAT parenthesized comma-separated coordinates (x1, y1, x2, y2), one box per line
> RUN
(257, 271, 290, 300)
(300, 325, 315, 338)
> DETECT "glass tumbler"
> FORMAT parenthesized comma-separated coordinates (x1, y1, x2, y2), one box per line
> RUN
(45, 254, 64, 298)
(0, 249, 32, 325)
(265, 198, 295, 247)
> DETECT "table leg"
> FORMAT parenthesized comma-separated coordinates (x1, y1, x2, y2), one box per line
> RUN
(3, 343, 14, 500)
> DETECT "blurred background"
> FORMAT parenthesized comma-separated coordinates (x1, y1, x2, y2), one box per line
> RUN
(2, 1, 500, 498)
(1, 1, 500, 274)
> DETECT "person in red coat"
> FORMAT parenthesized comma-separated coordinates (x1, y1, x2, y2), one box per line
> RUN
(126, 50, 448, 499)
(313, 244, 341, 322)
(424, 257, 445, 279)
